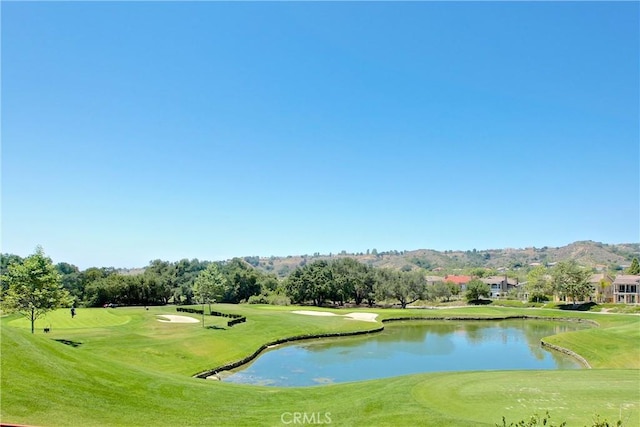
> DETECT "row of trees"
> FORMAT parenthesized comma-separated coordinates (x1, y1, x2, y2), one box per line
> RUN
(1, 247, 629, 336)
(283, 259, 608, 307)
(1, 251, 280, 310)
(282, 259, 493, 308)
(79, 258, 278, 307)
(525, 261, 596, 304)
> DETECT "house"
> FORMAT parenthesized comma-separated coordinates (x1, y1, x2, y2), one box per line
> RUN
(589, 273, 614, 303)
(443, 275, 471, 291)
(425, 276, 445, 286)
(612, 275, 640, 304)
(481, 275, 518, 299)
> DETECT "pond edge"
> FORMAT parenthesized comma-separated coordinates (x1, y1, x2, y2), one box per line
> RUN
(193, 314, 597, 379)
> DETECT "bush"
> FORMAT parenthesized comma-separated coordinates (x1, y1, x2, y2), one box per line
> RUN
(247, 294, 269, 305)
(498, 411, 622, 427)
(227, 317, 246, 327)
(247, 291, 291, 306)
(176, 307, 204, 314)
(498, 411, 565, 427)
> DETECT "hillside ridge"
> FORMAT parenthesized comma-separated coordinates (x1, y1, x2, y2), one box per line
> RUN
(245, 241, 639, 277)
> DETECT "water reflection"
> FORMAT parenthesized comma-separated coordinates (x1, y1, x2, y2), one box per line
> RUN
(223, 319, 589, 387)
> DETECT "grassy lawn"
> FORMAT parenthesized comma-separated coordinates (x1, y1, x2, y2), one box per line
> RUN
(1, 305, 639, 426)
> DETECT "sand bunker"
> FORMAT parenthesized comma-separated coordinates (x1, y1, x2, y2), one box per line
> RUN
(157, 315, 200, 323)
(292, 310, 378, 322)
(292, 310, 337, 317)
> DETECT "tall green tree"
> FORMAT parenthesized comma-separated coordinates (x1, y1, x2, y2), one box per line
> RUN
(626, 257, 640, 275)
(525, 265, 552, 302)
(377, 269, 425, 309)
(193, 263, 225, 325)
(551, 260, 592, 305)
(283, 260, 334, 306)
(465, 279, 490, 303)
(1, 253, 23, 291)
(219, 258, 262, 303)
(1, 247, 72, 333)
(432, 281, 452, 302)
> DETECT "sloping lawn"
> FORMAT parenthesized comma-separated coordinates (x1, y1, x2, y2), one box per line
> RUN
(1, 305, 638, 426)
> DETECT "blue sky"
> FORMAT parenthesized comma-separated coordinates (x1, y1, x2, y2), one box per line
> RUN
(2, 2, 638, 269)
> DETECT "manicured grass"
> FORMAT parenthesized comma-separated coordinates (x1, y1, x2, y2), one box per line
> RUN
(1, 305, 639, 426)
(8, 307, 131, 330)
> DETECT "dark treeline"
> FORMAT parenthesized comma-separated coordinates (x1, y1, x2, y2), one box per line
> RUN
(1, 254, 446, 309)
(1, 254, 279, 308)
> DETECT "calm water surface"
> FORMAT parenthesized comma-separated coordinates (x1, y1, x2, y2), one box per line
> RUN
(222, 319, 588, 386)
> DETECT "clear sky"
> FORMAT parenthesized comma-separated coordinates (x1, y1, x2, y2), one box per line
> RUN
(2, 2, 639, 269)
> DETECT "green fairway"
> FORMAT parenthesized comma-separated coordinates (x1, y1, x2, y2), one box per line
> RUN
(8, 307, 131, 330)
(1, 305, 639, 426)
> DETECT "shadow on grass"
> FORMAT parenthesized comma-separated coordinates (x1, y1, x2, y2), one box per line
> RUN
(54, 339, 82, 347)
(206, 325, 227, 330)
(557, 302, 597, 311)
(469, 299, 492, 305)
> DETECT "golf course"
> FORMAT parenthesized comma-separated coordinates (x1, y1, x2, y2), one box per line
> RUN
(1, 304, 639, 426)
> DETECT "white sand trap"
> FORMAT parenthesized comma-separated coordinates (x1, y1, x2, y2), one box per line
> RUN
(344, 312, 378, 322)
(292, 310, 338, 317)
(157, 314, 200, 323)
(291, 310, 378, 322)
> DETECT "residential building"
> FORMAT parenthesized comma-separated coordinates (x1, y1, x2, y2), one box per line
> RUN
(425, 276, 445, 286)
(481, 275, 518, 299)
(443, 275, 471, 291)
(612, 275, 640, 304)
(589, 273, 614, 303)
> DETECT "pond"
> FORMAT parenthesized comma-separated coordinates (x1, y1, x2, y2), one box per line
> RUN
(221, 319, 589, 387)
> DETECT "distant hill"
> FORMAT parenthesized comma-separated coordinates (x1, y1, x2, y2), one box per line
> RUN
(247, 241, 640, 278)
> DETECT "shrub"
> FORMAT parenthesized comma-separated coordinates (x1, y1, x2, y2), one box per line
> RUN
(247, 291, 291, 306)
(498, 412, 622, 427)
(227, 317, 246, 327)
(247, 294, 269, 304)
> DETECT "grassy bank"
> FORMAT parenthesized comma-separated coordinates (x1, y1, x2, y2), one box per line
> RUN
(2, 305, 639, 426)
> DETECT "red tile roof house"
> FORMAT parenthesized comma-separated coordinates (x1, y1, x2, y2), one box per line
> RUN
(444, 275, 472, 291)
(481, 275, 519, 299)
(612, 275, 640, 304)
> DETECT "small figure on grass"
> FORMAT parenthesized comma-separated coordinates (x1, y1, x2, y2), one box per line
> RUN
(70, 307, 76, 318)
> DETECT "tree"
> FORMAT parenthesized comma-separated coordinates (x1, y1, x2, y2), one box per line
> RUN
(446, 281, 461, 300)
(597, 278, 611, 303)
(432, 281, 452, 302)
(377, 269, 425, 309)
(1, 247, 72, 333)
(331, 258, 372, 306)
(1, 253, 23, 291)
(284, 261, 334, 307)
(465, 279, 490, 303)
(626, 257, 640, 275)
(193, 263, 225, 326)
(219, 258, 262, 303)
(56, 262, 83, 302)
(525, 265, 552, 303)
(551, 261, 592, 305)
